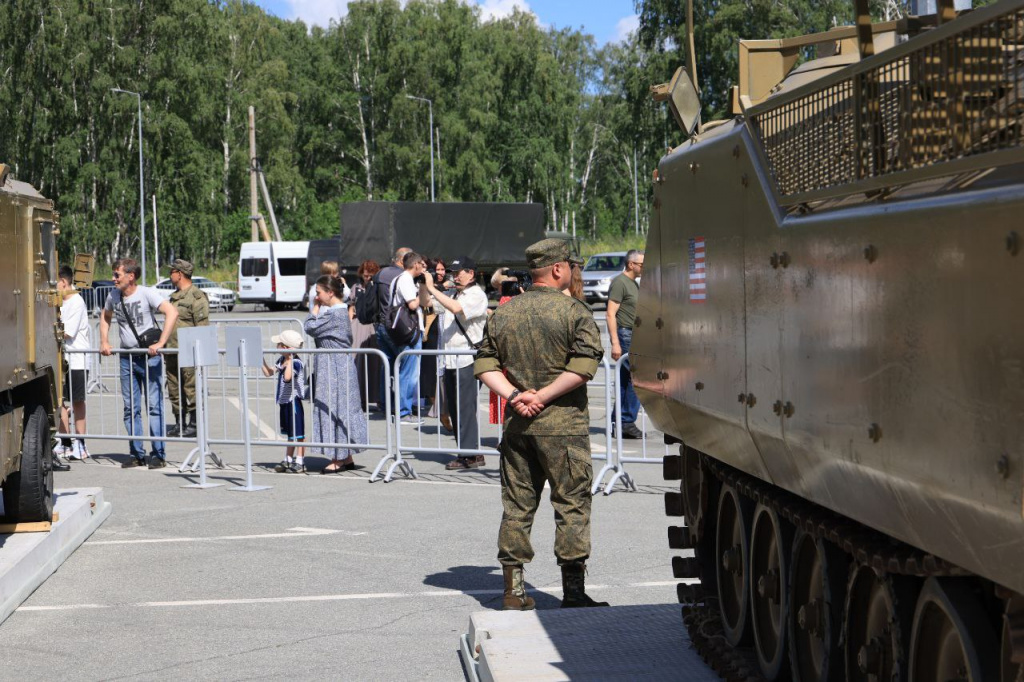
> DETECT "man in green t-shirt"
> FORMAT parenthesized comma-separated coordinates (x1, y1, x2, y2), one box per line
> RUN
(607, 249, 644, 439)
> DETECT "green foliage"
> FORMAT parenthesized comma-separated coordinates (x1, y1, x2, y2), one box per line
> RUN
(0, 0, 941, 277)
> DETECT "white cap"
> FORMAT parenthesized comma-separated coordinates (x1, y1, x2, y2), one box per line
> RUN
(271, 329, 304, 349)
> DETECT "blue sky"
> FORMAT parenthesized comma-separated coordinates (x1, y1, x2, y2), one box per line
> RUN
(251, 0, 640, 45)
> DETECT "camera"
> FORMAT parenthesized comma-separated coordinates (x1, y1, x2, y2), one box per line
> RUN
(501, 270, 532, 298)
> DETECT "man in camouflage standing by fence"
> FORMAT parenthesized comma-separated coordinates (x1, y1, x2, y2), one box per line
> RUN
(475, 238, 609, 610)
(165, 259, 209, 438)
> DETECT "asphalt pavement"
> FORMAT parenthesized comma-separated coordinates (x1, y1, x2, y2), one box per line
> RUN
(0, 305, 698, 681)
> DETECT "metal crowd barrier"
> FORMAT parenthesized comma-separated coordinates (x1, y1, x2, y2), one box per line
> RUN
(57, 333, 666, 495)
(389, 348, 615, 484)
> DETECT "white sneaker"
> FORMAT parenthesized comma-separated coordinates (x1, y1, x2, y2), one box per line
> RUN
(52, 443, 69, 459)
(67, 442, 90, 460)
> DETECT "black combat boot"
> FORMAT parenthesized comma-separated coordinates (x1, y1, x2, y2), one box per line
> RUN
(166, 421, 181, 438)
(181, 411, 197, 439)
(560, 562, 609, 608)
(52, 453, 70, 472)
(502, 565, 536, 611)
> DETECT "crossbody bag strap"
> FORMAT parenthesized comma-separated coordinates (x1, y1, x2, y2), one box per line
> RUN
(118, 296, 144, 346)
(450, 289, 481, 349)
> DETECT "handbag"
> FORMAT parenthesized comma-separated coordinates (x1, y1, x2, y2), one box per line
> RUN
(387, 277, 421, 346)
(119, 296, 163, 348)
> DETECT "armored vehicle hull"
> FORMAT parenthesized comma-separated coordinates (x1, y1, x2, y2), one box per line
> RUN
(0, 166, 59, 523)
(637, 2, 1024, 679)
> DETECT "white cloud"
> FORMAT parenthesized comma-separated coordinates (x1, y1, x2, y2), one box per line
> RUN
(284, 0, 349, 28)
(612, 14, 639, 43)
(475, 0, 535, 23)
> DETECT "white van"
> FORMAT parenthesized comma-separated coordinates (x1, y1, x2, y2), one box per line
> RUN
(238, 241, 310, 309)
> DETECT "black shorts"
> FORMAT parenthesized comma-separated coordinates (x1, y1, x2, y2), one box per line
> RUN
(63, 369, 86, 403)
(279, 401, 305, 441)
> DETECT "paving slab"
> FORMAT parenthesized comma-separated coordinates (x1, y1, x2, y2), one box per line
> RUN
(461, 604, 719, 682)
(0, 488, 111, 623)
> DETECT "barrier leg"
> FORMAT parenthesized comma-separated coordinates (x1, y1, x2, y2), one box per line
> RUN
(230, 339, 270, 492)
(182, 364, 223, 489)
(370, 353, 417, 482)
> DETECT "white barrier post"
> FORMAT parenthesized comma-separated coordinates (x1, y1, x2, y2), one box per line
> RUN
(228, 330, 271, 492)
(593, 353, 637, 495)
(180, 336, 224, 490)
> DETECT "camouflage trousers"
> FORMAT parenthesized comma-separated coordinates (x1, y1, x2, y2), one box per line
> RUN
(498, 433, 593, 567)
(164, 353, 196, 423)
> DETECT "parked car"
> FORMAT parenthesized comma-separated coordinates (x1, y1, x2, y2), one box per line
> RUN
(581, 252, 628, 304)
(155, 276, 236, 312)
(83, 278, 116, 315)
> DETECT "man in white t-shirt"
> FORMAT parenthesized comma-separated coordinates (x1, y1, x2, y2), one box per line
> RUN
(99, 258, 179, 469)
(424, 255, 489, 470)
(54, 266, 90, 468)
(376, 250, 426, 423)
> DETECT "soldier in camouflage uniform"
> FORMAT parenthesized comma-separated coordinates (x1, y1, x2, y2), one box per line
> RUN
(474, 238, 609, 610)
(165, 259, 209, 438)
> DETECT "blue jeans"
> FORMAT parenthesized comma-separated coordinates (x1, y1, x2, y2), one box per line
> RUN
(616, 327, 641, 425)
(119, 354, 166, 460)
(376, 326, 422, 417)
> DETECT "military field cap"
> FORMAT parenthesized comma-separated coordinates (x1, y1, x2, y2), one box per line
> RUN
(167, 258, 194, 276)
(271, 329, 304, 349)
(525, 238, 584, 269)
(450, 255, 476, 272)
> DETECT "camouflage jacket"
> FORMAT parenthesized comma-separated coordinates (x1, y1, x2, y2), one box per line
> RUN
(474, 285, 603, 436)
(167, 284, 210, 348)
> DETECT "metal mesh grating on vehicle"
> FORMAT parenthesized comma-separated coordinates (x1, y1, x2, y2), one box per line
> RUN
(750, 3, 1024, 202)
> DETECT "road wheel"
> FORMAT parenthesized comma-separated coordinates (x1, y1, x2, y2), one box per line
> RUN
(750, 504, 793, 680)
(789, 530, 847, 682)
(716, 483, 754, 647)
(2, 405, 54, 523)
(909, 578, 998, 682)
(844, 565, 917, 682)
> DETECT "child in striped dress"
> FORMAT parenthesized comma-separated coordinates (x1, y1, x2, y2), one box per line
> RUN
(262, 330, 307, 473)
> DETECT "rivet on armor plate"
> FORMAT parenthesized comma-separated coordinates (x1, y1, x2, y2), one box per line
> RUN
(1008, 231, 1020, 256)
(732, 145, 740, 159)
(784, 401, 795, 418)
(738, 393, 746, 404)
(996, 454, 1010, 480)
(634, 316, 642, 327)
(741, 173, 749, 188)
(864, 244, 878, 263)
(695, 382, 704, 391)
(655, 317, 664, 329)
(868, 423, 882, 442)
(773, 400, 783, 416)
(746, 393, 756, 407)
(689, 162, 699, 174)
(779, 251, 791, 268)
(770, 252, 780, 269)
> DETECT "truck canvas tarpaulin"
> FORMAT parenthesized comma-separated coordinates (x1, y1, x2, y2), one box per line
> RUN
(339, 202, 547, 269)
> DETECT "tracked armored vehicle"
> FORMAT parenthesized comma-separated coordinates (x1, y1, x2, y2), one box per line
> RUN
(635, 2, 1024, 679)
(0, 164, 62, 523)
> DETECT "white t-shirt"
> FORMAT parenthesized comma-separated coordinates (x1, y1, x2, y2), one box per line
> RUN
(104, 286, 166, 349)
(61, 292, 91, 370)
(437, 285, 488, 370)
(391, 271, 424, 331)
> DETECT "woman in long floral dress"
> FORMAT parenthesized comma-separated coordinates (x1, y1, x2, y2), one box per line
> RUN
(304, 275, 368, 473)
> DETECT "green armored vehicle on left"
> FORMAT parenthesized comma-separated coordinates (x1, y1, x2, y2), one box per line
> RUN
(0, 162, 64, 523)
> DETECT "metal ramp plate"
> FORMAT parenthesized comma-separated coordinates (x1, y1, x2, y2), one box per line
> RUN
(0, 488, 112, 623)
(460, 603, 719, 681)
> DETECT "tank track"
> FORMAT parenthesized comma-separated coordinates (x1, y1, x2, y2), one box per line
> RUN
(671, 452, 968, 681)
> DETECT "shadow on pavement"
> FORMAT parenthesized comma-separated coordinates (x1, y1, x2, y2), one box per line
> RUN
(423, 564, 561, 610)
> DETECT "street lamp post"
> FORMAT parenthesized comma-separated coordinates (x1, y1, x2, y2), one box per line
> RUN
(406, 95, 435, 202)
(111, 88, 147, 284)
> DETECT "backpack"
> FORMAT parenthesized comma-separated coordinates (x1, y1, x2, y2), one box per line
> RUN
(355, 275, 381, 325)
(386, 275, 421, 346)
